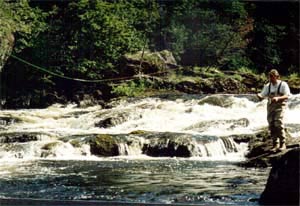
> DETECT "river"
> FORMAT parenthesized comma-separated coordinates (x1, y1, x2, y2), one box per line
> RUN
(0, 94, 299, 205)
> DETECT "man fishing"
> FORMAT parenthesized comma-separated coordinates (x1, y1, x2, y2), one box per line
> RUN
(257, 69, 291, 152)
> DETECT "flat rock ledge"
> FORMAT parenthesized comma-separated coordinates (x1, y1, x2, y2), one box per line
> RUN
(239, 128, 300, 168)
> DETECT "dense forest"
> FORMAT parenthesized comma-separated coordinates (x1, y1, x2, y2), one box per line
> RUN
(0, 0, 299, 108)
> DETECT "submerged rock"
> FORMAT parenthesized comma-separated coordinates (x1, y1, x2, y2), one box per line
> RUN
(259, 148, 300, 205)
(184, 118, 249, 132)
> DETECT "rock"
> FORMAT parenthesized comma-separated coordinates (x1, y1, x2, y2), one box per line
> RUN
(95, 112, 130, 128)
(0, 116, 21, 126)
(0, 133, 38, 143)
(41, 142, 61, 150)
(119, 50, 177, 77)
(198, 95, 234, 107)
(259, 148, 300, 205)
(142, 134, 193, 157)
(129, 130, 147, 135)
(175, 80, 202, 94)
(184, 118, 249, 132)
(175, 76, 249, 94)
(224, 71, 264, 92)
(0, 33, 14, 72)
(89, 134, 119, 156)
(241, 128, 300, 167)
(214, 77, 248, 93)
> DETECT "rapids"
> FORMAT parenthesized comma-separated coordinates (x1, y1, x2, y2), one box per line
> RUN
(0, 94, 299, 205)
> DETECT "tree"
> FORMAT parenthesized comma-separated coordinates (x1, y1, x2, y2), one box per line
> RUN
(0, 0, 47, 106)
(154, 0, 252, 69)
(246, 1, 299, 74)
(28, 0, 159, 82)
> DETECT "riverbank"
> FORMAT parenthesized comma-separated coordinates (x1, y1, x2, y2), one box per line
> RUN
(1, 51, 300, 109)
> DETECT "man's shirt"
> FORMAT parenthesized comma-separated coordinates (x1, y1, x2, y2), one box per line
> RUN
(260, 80, 291, 98)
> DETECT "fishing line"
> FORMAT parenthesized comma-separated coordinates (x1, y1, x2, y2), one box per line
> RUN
(10, 54, 171, 83)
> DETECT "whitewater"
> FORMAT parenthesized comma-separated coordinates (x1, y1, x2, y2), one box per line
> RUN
(0, 94, 299, 205)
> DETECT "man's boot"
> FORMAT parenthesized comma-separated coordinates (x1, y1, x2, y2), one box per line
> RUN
(279, 140, 286, 151)
(271, 138, 280, 152)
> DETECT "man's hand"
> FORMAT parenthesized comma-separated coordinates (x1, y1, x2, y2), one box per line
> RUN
(256, 93, 264, 101)
(271, 96, 279, 102)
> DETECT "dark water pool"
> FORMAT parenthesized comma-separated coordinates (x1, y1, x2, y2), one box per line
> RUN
(0, 158, 269, 205)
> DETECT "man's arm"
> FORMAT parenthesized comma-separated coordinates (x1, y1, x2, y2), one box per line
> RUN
(257, 84, 269, 101)
(271, 95, 289, 103)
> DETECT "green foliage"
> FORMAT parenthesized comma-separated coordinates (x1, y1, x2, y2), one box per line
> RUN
(237, 66, 257, 74)
(1, 0, 298, 107)
(251, 21, 286, 67)
(111, 79, 147, 97)
(288, 72, 300, 79)
(28, 0, 159, 81)
(156, 0, 250, 68)
(0, 0, 46, 71)
(247, 2, 299, 74)
(0, 0, 48, 103)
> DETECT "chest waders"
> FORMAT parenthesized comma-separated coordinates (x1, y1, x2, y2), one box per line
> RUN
(266, 81, 287, 148)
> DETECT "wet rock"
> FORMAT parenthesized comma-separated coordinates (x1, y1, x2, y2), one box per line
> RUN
(89, 134, 119, 156)
(142, 133, 194, 157)
(259, 148, 300, 205)
(143, 140, 192, 157)
(41, 142, 61, 150)
(230, 134, 255, 144)
(198, 95, 234, 107)
(184, 118, 249, 132)
(95, 112, 130, 128)
(0, 116, 21, 126)
(129, 130, 147, 135)
(240, 128, 300, 167)
(0, 133, 38, 143)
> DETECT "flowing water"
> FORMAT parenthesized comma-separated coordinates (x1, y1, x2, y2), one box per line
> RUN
(0, 94, 299, 205)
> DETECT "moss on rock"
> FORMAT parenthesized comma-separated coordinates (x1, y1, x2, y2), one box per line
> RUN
(129, 130, 147, 135)
(42, 142, 61, 150)
(89, 134, 119, 156)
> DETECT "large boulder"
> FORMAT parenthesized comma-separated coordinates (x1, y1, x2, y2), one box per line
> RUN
(119, 50, 177, 77)
(89, 134, 119, 157)
(259, 148, 300, 205)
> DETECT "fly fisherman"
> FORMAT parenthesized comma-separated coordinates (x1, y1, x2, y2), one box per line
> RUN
(257, 69, 291, 152)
